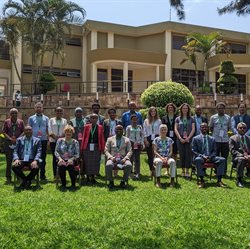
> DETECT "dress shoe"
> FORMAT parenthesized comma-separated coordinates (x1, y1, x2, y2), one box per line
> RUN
(17, 181, 26, 190)
(120, 180, 126, 189)
(25, 180, 32, 189)
(108, 181, 114, 189)
(69, 185, 77, 192)
(155, 182, 162, 188)
(59, 185, 67, 192)
(237, 181, 244, 188)
(217, 181, 227, 188)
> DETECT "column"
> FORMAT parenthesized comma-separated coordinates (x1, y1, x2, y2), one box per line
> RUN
(108, 32, 114, 48)
(91, 30, 97, 50)
(82, 36, 87, 93)
(91, 63, 97, 93)
(156, 65, 160, 81)
(123, 62, 128, 92)
(164, 31, 172, 81)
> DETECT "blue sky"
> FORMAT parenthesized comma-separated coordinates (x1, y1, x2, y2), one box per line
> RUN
(1, 0, 250, 33)
(77, 0, 250, 33)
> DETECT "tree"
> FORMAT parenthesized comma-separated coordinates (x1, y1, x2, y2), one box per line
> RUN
(180, 45, 198, 88)
(1, 0, 86, 92)
(170, 0, 250, 19)
(184, 32, 226, 84)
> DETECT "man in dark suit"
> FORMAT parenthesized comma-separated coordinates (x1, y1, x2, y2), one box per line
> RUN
(193, 105, 208, 136)
(192, 122, 226, 188)
(229, 122, 250, 188)
(12, 126, 42, 189)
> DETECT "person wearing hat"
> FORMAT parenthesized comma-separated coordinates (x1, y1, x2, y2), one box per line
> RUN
(84, 103, 105, 126)
(69, 107, 85, 146)
(209, 102, 231, 175)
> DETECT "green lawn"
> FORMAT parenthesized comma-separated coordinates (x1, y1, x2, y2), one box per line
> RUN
(0, 153, 250, 249)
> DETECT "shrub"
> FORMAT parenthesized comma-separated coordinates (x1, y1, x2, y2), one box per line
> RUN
(140, 81, 194, 108)
(39, 72, 56, 94)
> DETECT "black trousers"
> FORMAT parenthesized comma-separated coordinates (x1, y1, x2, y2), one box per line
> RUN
(216, 142, 229, 174)
(12, 162, 39, 181)
(58, 165, 76, 187)
(145, 136, 154, 171)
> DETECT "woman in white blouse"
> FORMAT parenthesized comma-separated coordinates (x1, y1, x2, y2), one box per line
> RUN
(48, 107, 68, 179)
(143, 106, 162, 177)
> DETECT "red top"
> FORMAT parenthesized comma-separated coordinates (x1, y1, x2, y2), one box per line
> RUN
(80, 124, 105, 152)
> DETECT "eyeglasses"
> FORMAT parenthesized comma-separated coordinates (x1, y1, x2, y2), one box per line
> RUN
(238, 127, 246, 130)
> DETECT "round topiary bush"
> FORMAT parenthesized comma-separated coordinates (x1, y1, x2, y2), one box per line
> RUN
(140, 81, 194, 108)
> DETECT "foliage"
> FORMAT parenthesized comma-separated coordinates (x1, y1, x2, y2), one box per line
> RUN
(140, 81, 194, 108)
(39, 72, 56, 94)
(139, 107, 166, 120)
(170, 0, 250, 20)
(185, 32, 226, 83)
(217, 60, 238, 94)
(1, 0, 86, 88)
(1, 153, 250, 249)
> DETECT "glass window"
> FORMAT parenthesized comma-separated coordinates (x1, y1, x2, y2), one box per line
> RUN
(111, 69, 133, 92)
(97, 69, 108, 92)
(0, 40, 10, 60)
(224, 43, 246, 54)
(65, 38, 81, 47)
(172, 35, 186, 50)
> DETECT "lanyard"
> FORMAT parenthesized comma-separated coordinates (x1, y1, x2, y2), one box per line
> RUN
(239, 116, 243, 122)
(36, 115, 43, 128)
(202, 135, 209, 154)
(90, 125, 97, 142)
(116, 138, 121, 150)
(151, 121, 155, 133)
(11, 122, 16, 136)
(110, 120, 116, 135)
(56, 119, 62, 136)
(76, 119, 83, 129)
(65, 139, 72, 150)
(24, 139, 31, 155)
(218, 116, 224, 128)
(168, 115, 174, 127)
(161, 138, 167, 150)
(131, 126, 139, 141)
(182, 118, 187, 131)
(240, 135, 247, 151)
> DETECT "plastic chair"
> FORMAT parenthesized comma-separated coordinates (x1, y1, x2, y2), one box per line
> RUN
(190, 162, 215, 181)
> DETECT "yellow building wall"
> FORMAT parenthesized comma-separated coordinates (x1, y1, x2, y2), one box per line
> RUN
(114, 35, 136, 49)
(136, 33, 165, 53)
(97, 32, 107, 49)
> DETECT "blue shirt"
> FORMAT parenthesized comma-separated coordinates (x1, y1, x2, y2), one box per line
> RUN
(28, 114, 49, 141)
(121, 111, 143, 129)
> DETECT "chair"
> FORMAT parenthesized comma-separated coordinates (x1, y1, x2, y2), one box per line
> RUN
(190, 162, 215, 181)
(152, 160, 178, 185)
(230, 160, 250, 179)
(13, 166, 40, 190)
(105, 164, 129, 186)
(55, 164, 81, 188)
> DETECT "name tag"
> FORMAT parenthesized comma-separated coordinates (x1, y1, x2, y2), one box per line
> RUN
(151, 134, 155, 140)
(134, 143, 139, 149)
(78, 133, 83, 140)
(37, 130, 43, 137)
(89, 143, 95, 151)
(169, 130, 174, 138)
(24, 155, 30, 162)
(219, 130, 224, 137)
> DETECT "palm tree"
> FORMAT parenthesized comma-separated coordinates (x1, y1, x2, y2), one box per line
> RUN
(185, 32, 226, 84)
(170, 0, 250, 19)
(1, 0, 86, 92)
(180, 46, 198, 88)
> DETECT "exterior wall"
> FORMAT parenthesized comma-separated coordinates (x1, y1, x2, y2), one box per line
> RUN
(133, 67, 156, 92)
(114, 35, 136, 49)
(97, 32, 107, 49)
(136, 33, 165, 53)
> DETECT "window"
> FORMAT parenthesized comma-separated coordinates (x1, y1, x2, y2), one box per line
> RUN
(172, 68, 204, 88)
(224, 43, 246, 54)
(97, 69, 108, 92)
(23, 65, 81, 78)
(111, 69, 133, 92)
(65, 38, 81, 47)
(0, 40, 10, 60)
(172, 35, 186, 50)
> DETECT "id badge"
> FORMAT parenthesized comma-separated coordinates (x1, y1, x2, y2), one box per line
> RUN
(24, 154, 29, 162)
(219, 130, 224, 137)
(89, 143, 95, 151)
(183, 131, 187, 139)
(151, 134, 155, 140)
(169, 130, 174, 138)
(37, 130, 42, 138)
(78, 132, 83, 140)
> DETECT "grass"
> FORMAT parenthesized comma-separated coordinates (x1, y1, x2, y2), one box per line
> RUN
(0, 153, 250, 249)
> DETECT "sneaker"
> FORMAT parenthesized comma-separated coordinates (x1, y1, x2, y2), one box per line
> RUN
(237, 181, 244, 188)
(198, 181, 205, 188)
(217, 181, 227, 188)
(134, 174, 139, 179)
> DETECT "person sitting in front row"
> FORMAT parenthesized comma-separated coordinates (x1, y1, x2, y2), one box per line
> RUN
(229, 122, 250, 188)
(105, 125, 132, 189)
(192, 122, 226, 188)
(54, 125, 79, 191)
(152, 124, 176, 188)
(12, 126, 41, 190)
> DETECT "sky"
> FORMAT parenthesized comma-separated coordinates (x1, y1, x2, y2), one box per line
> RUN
(77, 0, 250, 33)
(1, 0, 250, 34)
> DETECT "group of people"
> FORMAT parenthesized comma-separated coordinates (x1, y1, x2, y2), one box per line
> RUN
(2, 100, 250, 190)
